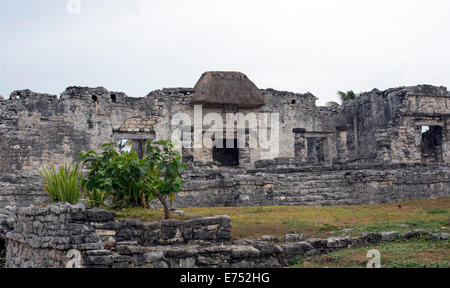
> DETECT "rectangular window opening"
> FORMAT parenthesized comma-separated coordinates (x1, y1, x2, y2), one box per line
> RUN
(421, 125, 443, 163)
(213, 138, 239, 167)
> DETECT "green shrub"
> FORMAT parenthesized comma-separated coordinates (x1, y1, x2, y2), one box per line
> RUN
(78, 140, 186, 218)
(79, 143, 150, 208)
(39, 163, 82, 204)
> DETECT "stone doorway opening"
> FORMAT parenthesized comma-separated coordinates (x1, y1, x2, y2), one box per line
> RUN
(421, 125, 443, 163)
(213, 138, 239, 167)
(117, 139, 148, 158)
(307, 137, 326, 164)
(113, 131, 156, 159)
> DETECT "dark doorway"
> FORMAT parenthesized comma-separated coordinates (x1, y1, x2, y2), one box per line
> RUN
(213, 139, 239, 167)
(421, 126, 443, 163)
(307, 138, 325, 164)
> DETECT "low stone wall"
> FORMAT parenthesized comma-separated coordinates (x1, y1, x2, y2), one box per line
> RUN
(3, 203, 231, 268)
(2, 203, 448, 268)
(177, 163, 450, 207)
(1, 163, 449, 210)
(102, 216, 232, 246)
(5, 204, 114, 268)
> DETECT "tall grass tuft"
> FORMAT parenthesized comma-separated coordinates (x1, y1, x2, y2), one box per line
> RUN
(39, 163, 82, 204)
(82, 187, 110, 208)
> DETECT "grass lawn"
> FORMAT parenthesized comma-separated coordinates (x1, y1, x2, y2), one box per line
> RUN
(116, 198, 450, 240)
(290, 237, 450, 268)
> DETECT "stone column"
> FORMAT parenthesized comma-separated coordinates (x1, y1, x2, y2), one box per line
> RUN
(336, 126, 348, 164)
(375, 129, 391, 163)
(293, 128, 307, 162)
(239, 130, 252, 168)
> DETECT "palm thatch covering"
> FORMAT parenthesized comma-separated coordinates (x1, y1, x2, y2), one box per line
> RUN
(190, 71, 265, 108)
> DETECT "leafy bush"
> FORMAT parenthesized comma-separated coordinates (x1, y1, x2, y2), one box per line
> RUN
(39, 163, 82, 204)
(78, 140, 186, 218)
(79, 143, 147, 208)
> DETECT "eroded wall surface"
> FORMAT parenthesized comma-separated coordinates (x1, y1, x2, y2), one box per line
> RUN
(0, 82, 449, 208)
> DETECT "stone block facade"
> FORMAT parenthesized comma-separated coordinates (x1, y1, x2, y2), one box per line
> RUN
(175, 163, 450, 207)
(0, 72, 450, 208)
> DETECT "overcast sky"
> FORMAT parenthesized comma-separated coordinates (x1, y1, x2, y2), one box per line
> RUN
(0, 0, 449, 105)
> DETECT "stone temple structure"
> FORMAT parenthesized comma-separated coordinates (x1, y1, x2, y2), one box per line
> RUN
(0, 71, 450, 208)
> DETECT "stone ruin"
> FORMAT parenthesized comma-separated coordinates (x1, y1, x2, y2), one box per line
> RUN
(0, 71, 449, 208)
(1, 71, 450, 268)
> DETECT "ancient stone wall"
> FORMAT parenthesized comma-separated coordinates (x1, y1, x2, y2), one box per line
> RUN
(176, 163, 450, 207)
(3, 203, 231, 268)
(1, 84, 448, 171)
(319, 85, 450, 164)
(1, 80, 450, 209)
(0, 86, 320, 172)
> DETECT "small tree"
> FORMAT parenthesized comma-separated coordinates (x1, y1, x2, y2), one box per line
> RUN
(143, 140, 186, 219)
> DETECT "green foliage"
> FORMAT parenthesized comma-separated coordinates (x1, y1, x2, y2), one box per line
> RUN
(78, 143, 150, 208)
(289, 256, 305, 266)
(39, 163, 82, 205)
(337, 90, 358, 103)
(326, 90, 359, 107)
(82, 188, 110, 208)
(326, 101, 340, 107)
(78, 140, 186, 218)
(144, 139, 186, 201)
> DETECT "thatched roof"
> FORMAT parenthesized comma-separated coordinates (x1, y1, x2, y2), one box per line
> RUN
(190, 71, 265, 108)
